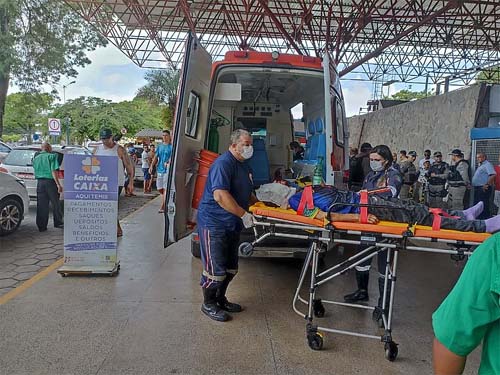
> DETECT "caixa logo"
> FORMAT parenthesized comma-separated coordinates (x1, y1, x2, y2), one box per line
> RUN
(73, 157, 110, 191)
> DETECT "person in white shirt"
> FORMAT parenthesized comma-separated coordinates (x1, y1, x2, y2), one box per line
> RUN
(94, 128, 135, 237)
(141, 145, 152, 193)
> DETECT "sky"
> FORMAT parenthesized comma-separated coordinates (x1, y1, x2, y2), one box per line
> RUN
(11, 44, 423, 118)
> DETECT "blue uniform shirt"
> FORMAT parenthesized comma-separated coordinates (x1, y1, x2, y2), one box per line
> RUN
(363, 166, 403, 198)
(472, 160, 496, 187)
(197, 151, 253, 231)
(156, 143, 172, 173)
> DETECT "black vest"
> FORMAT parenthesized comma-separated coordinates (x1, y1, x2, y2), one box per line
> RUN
(428, 162, 448, 185)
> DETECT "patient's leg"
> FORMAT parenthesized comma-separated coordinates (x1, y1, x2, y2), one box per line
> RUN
(367, 196, 487, 232)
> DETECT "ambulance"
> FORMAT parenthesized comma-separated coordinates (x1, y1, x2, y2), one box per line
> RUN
(164, 34, 348, 257)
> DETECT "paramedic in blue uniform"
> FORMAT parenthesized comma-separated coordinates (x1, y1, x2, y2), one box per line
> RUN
(343, 145, 403, 321)
(197, 129, 258, 322)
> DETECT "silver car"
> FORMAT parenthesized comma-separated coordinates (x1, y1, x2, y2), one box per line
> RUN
(0, 140, 12, 163)
(0, 145, 91, 200)
(0, 171, 30, 236)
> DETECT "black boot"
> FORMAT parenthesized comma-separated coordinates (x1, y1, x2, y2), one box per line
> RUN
(201, 286, 230, 322)
(344, 271, 369, 303)
(216, 273, 242, 313)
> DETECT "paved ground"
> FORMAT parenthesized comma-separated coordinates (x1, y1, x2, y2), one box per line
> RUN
(0, 197, 482, 375)
(0, 188, 159, 296)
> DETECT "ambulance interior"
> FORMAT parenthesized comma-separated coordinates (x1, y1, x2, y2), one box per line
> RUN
(210, 67, 327, 187)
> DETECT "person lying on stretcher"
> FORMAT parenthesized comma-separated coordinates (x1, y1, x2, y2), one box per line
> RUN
(286, 185, 500, 233)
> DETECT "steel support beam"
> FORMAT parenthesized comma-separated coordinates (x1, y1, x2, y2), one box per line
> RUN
(339, 0, 462, 77)
(255, 0, 305, 55)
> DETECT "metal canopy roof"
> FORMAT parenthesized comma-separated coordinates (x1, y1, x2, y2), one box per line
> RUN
(63, 0, 499, 85)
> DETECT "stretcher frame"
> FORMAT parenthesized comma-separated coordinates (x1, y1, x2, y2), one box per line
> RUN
(242, 205, 485, 360)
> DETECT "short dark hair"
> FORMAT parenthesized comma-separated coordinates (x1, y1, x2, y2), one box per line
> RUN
(424, 149, 431, 154)
(162, 129, 171, 135)
(399, 150, 407, 156)
(371, 145, 393, 167)
(360, 142, 372, 152)
(290, 141, 300, 148)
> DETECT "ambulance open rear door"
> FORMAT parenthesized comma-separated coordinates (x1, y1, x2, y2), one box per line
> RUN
(163, 33, 212, 248)
(323, 51, 348, 188)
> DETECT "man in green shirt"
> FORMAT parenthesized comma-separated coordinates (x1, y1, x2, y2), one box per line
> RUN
(432, 234, 500, 374)
(33, 142, 63, 232)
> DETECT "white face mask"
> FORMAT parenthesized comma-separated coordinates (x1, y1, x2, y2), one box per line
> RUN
(240, 145, 254, 160)
(370, 160, 385, 172)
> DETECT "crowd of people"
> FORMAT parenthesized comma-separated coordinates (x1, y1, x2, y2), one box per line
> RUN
(32, 129, 172, 238)
(349, 144, 500, 217)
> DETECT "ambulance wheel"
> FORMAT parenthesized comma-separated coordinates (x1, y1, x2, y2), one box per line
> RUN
(384, 341, 398, 362)
(307, 332, 324, 351)
(313, 299, 325, 318)
(238, 242, 254, 257)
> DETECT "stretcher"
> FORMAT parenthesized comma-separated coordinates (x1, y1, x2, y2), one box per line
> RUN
(245, 202, 490, 360)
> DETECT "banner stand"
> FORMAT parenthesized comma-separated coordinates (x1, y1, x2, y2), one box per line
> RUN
(58, 155, 120, 277)
(58, 262, 120, 277)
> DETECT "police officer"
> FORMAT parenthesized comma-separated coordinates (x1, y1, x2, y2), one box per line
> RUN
(197, 129, 258, 322)
(399, 150, 417, 200)
(447, 149, 470, 210)
(33, 141, 63, 232)
(426, 151, 449, 208)
(344, 145, 403, 321)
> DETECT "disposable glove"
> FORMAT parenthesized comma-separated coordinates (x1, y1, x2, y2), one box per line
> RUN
(241, 212, 254, 228)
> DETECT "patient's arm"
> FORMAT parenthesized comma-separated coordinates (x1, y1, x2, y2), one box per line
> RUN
(328, 212, 380, 224)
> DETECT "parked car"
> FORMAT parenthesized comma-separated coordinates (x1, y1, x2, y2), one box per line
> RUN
(129, 145, 146, 182)
(0, 171, 30, 236)
(0, 145, 91, 200)
(0, 140, 12, 163)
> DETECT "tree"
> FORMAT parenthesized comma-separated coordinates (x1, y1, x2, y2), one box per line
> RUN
(476, 66, 500, 84)
(384, 89, 429, 101)
(0, 0, 106, 137)
(51, 97, 165, 144)
(3, 92, 54, 142)
(135, 69, 180, 128)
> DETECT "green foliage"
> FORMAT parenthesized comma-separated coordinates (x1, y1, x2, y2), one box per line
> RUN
(384, 89, 429, 101)
(1, 134, 22, 142)
(3, 92, 54, 140)
(51, 97, 164, 143)
(135, 69, 180, 106)
(135, 69, 180, 128)
(0, 0, 106, 136)
(476, 66, 500, 84)
(1, 0, 105, 90)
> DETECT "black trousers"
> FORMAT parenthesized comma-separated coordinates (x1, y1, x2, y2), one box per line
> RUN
(473, 186, 493, 220)
(367, 195, 486, 232)
(36, 179, 63, 230)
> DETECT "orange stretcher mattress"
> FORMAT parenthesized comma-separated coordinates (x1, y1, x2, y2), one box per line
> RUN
(249, 203, 490, 243)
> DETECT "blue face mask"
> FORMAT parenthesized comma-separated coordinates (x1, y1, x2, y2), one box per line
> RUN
(370, 160, 385, 172)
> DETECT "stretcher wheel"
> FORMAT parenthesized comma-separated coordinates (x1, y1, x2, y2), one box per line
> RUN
(313, 299, 325, 318)
(384, 341, 398, 362)
(238, 242, 254, 257)
(307, 332, 324, 351)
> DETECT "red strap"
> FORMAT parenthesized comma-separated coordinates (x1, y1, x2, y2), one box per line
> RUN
(359, 190, 369, 224)
(297, 186, 314, 215)
(429, 208, 460, 231)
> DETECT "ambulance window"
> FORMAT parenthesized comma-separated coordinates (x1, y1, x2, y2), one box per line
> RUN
(185, 91, 200, 138)
(335, 99, 345, 145)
